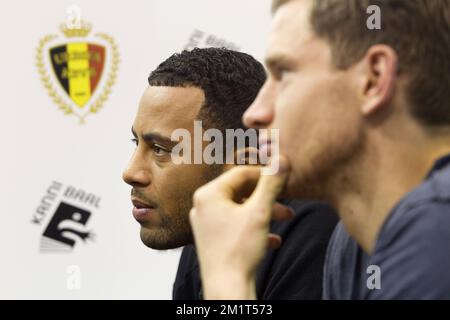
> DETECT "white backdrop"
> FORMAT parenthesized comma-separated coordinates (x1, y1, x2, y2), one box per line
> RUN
(0, 0, 272, 299)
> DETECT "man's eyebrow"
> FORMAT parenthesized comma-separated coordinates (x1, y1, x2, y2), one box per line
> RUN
(142, 132, 173, 145)
(265, 53, 295, 71)
(132, 127, 174, 145)
(131, 127, 172, 143)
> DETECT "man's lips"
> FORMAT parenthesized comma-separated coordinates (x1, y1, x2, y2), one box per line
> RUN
(131, 198, 157, 222)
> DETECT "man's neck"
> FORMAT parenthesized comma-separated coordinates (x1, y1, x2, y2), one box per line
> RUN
(331, 132, 450, 254)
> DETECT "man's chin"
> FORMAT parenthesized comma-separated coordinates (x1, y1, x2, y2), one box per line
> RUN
(139, 227, 192, 250)
(280, 174, 327, 201)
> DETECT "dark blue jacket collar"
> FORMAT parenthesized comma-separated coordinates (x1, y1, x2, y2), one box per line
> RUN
(427, 153, 450, 179)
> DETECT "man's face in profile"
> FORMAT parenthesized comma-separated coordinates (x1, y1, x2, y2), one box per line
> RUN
(244, 0, 364, 199)
(122, 86, 218, 249)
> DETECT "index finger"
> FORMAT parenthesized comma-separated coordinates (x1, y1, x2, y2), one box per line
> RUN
(248, 155, 290, 213)
(208, 165, 262, 202)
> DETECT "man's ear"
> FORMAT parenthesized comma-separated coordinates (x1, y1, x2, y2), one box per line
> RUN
(360, 45, 398, 115)
(223, 147, 260, 172)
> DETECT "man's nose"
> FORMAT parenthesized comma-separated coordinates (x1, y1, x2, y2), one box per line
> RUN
(243, 81, 275, 129)
(122, 152, 152, 188)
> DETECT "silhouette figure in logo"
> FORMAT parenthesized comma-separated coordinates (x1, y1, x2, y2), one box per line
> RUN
(42, 202, 94, 250)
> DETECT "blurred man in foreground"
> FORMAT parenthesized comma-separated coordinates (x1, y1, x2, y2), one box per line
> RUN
(190, 0, 450, 299)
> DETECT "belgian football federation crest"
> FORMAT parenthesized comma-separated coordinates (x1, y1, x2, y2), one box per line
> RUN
(36, 20, 119, 123)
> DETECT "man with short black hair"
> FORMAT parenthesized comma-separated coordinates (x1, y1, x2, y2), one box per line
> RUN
(122, 47, 338, 299)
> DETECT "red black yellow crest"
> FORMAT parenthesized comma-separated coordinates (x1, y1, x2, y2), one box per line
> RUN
(36, 20, 119, 123)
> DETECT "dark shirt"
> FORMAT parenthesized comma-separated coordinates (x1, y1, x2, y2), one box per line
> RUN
(173, 200, 338, 300)
(323, 154, 450, 299)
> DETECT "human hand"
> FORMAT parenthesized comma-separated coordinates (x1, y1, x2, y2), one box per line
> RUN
(190, 156, 292, 299)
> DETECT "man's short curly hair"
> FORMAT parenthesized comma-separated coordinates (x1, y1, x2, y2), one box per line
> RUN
(148, 47, 266, 131)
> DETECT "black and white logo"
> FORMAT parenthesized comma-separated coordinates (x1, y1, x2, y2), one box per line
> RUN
(41, 202, 94, 252)
(32, 181, 100, 253)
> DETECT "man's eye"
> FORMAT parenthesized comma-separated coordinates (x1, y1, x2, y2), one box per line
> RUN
(131, 138, 138, 146)
(275, 68, 288, 81)
(153, 144, 170, 156)
(271, 65, 291, 81)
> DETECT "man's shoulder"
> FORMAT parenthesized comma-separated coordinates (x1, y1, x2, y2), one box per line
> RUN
(268, 200, 339, 260)
(392, 163, 450, 218)
(368, 200, 450, 299)
(256, 200, 338, 299)
(269, 200, 339, 258)
(323, 164, 450, 300)
(368, 165, 450, 299)
(173, 245, 201, 300)
(377, 164, 450, 250)
(375, 163, 450, 267)
(272, 200, 338, 237)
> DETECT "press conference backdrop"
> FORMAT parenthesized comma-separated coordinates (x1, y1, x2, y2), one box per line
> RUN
(0, 0, 271, 299)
